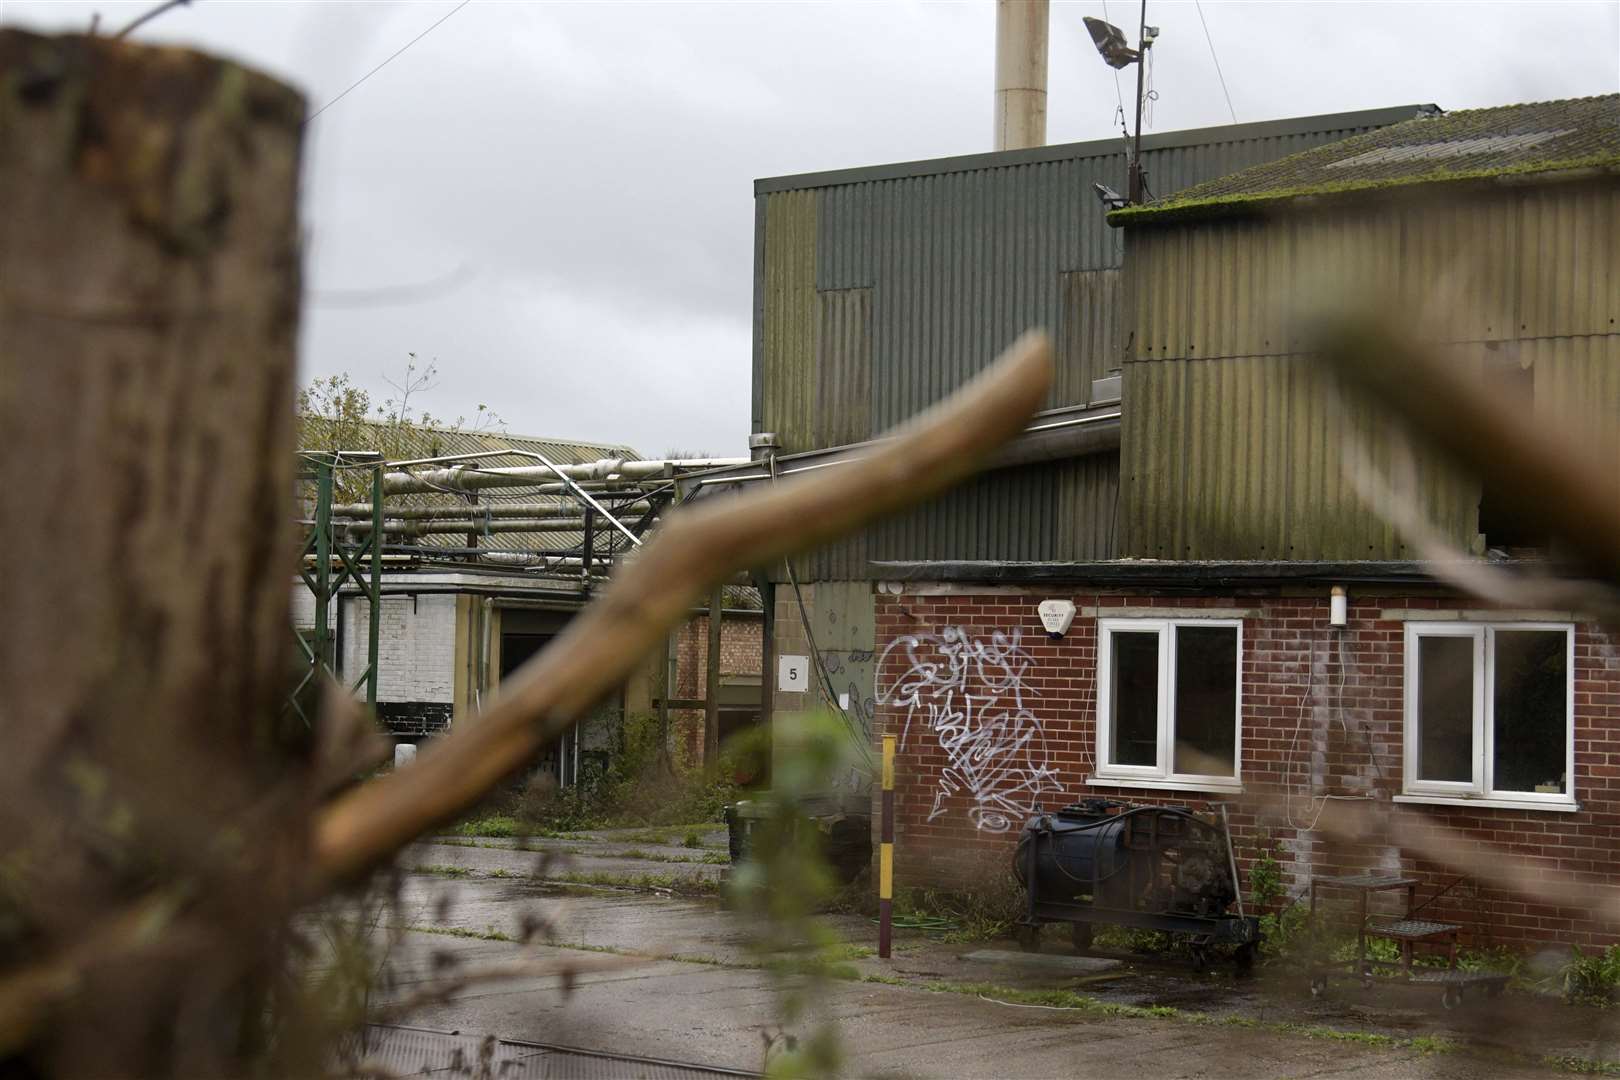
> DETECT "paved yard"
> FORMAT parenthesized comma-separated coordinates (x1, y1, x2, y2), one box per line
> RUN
(363, 849, 1620, 1078)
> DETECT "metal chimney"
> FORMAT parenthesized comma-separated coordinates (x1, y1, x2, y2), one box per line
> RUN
(994, 0, 1049, 151)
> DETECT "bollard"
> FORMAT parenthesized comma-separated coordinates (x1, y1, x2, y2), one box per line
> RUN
(879, 734, 895, 958)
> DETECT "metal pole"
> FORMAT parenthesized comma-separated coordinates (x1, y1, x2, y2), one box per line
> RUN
(879, 734, 896, 958)
(366, 462, 383, 712)
(705, 585, 723, 766)
(1219, 803, 1245, 919)
(1129, 0, 1148, 203)
(313, 457, 333, 700)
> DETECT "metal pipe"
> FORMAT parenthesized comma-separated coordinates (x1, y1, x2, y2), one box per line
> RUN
(513, 448, 645, 548)
(334, 500, 652, 522)
(994, 0, 1048, 151)
(696, 410, 1121, 487)
(380, 456, 747, 496)
(332, 486, 648, 516)
(346, 514, 659, 540)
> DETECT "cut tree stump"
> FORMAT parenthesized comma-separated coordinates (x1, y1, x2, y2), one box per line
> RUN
(0, 29, 306, 1077)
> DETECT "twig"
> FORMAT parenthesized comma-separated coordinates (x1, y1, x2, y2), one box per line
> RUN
(114, 0, 192, 39)
(309, 332, 1054, 891)
(1312, 314, 1620, 585)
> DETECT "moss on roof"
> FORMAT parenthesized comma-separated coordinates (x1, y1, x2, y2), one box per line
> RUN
(1109, 95, 1620, 226)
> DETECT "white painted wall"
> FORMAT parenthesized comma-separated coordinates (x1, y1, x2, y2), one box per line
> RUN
(339, 593, 458, 705)
(289, 587, 336, 632)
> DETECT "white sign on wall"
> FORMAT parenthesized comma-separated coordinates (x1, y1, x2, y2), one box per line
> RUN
(778, 654, 810, 692)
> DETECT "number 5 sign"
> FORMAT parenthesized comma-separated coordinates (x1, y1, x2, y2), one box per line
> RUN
(777, 655, 810, 692)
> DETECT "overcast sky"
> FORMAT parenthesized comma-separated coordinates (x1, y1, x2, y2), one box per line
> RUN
(5, 1, 1618, 456)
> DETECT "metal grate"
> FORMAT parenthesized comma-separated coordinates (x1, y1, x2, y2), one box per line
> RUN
(346, 1025, 759, 1079)
(1367, 918, 1462, 940)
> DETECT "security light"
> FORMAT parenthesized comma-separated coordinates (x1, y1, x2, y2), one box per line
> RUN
(1083, 15, 1139, 69)
(1092, 181, 1127, 210)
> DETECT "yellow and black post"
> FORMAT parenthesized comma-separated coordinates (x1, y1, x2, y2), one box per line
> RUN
(879, 733, 895, 958)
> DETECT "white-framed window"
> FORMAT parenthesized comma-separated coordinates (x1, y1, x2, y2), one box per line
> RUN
(1400, 622, 1575, 810)
(1094, 618, 1242, 790)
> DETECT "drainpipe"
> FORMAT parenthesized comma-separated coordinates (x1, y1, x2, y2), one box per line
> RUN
(994, 0, 1049, 151)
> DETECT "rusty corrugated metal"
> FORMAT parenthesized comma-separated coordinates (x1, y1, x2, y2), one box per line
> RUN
(1120, 180, 1619, 560)
(757, 108, 1428, 578)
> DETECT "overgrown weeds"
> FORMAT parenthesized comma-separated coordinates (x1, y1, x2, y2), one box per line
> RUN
(448, 712, 750, 836)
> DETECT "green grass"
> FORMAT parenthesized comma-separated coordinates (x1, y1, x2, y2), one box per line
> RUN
(411, 864, 473, 878)
(447, 815, 567, 839)
(406, 924, 513, 942)
(609, 848, 730, 866)
(553, 870, 721, 896)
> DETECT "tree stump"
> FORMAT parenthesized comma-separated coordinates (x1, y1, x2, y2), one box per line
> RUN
(0, 29, 306, 1076)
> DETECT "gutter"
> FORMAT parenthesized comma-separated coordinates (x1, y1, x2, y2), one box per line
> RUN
(866, 559, 1461, 589)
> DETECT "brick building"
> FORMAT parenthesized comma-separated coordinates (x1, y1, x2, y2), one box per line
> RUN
(709, 95, 1620, 948)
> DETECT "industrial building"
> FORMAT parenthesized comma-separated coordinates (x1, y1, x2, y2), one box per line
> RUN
(292, 417, 762, 783)
(718, 93, 1620, 948)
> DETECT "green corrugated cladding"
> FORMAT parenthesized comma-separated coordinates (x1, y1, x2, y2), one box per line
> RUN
(762, 191, 819, 455)
(755, 110, 1422, 580)
(1120, 180, 1620, 560)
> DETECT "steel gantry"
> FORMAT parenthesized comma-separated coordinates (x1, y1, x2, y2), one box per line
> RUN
(290, 452, 383, 723)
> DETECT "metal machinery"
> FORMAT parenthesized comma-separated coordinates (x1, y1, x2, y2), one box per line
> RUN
(1013, 799, 1260, 969)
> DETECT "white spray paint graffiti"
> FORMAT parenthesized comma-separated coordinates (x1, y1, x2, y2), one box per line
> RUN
(874, 626, 1064, 832)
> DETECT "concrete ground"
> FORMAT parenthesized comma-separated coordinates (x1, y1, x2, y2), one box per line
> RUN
(372, 832, 1620, 1078)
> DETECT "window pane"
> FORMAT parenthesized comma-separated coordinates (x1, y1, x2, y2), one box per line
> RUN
(1492, 630, 1568, 794)
(1173, 626, 1238, 777)
(1110, 631, 1159, 767)
(1417, 635, 1474, 783)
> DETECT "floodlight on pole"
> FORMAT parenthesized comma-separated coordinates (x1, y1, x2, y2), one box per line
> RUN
(1082, 16, 1137, 69)
(1082, 2, 1158, 205)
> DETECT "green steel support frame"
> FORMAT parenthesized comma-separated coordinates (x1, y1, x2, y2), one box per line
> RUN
(290, 454, 383, 723)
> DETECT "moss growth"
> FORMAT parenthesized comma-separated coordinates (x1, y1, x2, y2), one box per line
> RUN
(1107, 155, 1620, 228)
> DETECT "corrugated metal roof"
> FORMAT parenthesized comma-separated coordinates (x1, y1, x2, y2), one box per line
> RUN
(1112, 95, 1620, 225)
(299, 416, 640, 555)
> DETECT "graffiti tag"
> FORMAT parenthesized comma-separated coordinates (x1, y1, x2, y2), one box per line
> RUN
(874, 627, 1063, 832)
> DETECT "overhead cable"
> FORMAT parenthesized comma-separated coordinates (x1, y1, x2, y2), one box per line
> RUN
(1193, 0, 1239, 125)
(305, 0, 473, 125)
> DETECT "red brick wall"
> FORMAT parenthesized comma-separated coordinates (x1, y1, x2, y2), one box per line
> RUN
(872, 588, 1620, 949)
(673, 614, 763, 698)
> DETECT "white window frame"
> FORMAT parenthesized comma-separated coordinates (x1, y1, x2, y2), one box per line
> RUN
(1400, 621, 1576, 811)
(1093, 618, 1243, 791)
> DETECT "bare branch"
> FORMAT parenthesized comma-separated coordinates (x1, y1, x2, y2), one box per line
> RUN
(1312, 313, 1620, 585)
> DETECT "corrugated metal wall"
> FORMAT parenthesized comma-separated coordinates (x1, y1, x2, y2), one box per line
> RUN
(756, 111, 1416, 580)
(1121, 181, 1620, 560)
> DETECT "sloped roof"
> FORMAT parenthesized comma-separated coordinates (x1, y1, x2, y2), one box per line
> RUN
(1110, 95, 1620, 226)
(298, 415, 641, 555)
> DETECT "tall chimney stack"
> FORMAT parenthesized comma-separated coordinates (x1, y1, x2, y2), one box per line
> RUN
(994, 0, 1049, 151)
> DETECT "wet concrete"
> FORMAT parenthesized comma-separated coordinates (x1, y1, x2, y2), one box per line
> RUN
(407, 839, 727, 887)
(376, 871, 1619, 1077)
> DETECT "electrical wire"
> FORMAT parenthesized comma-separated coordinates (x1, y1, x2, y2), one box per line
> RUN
(305, 0, 473, 125)
(766, 452, 876, 769)
(1099, 0, 1128, 128)
(1192, 0, 1239, 125)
